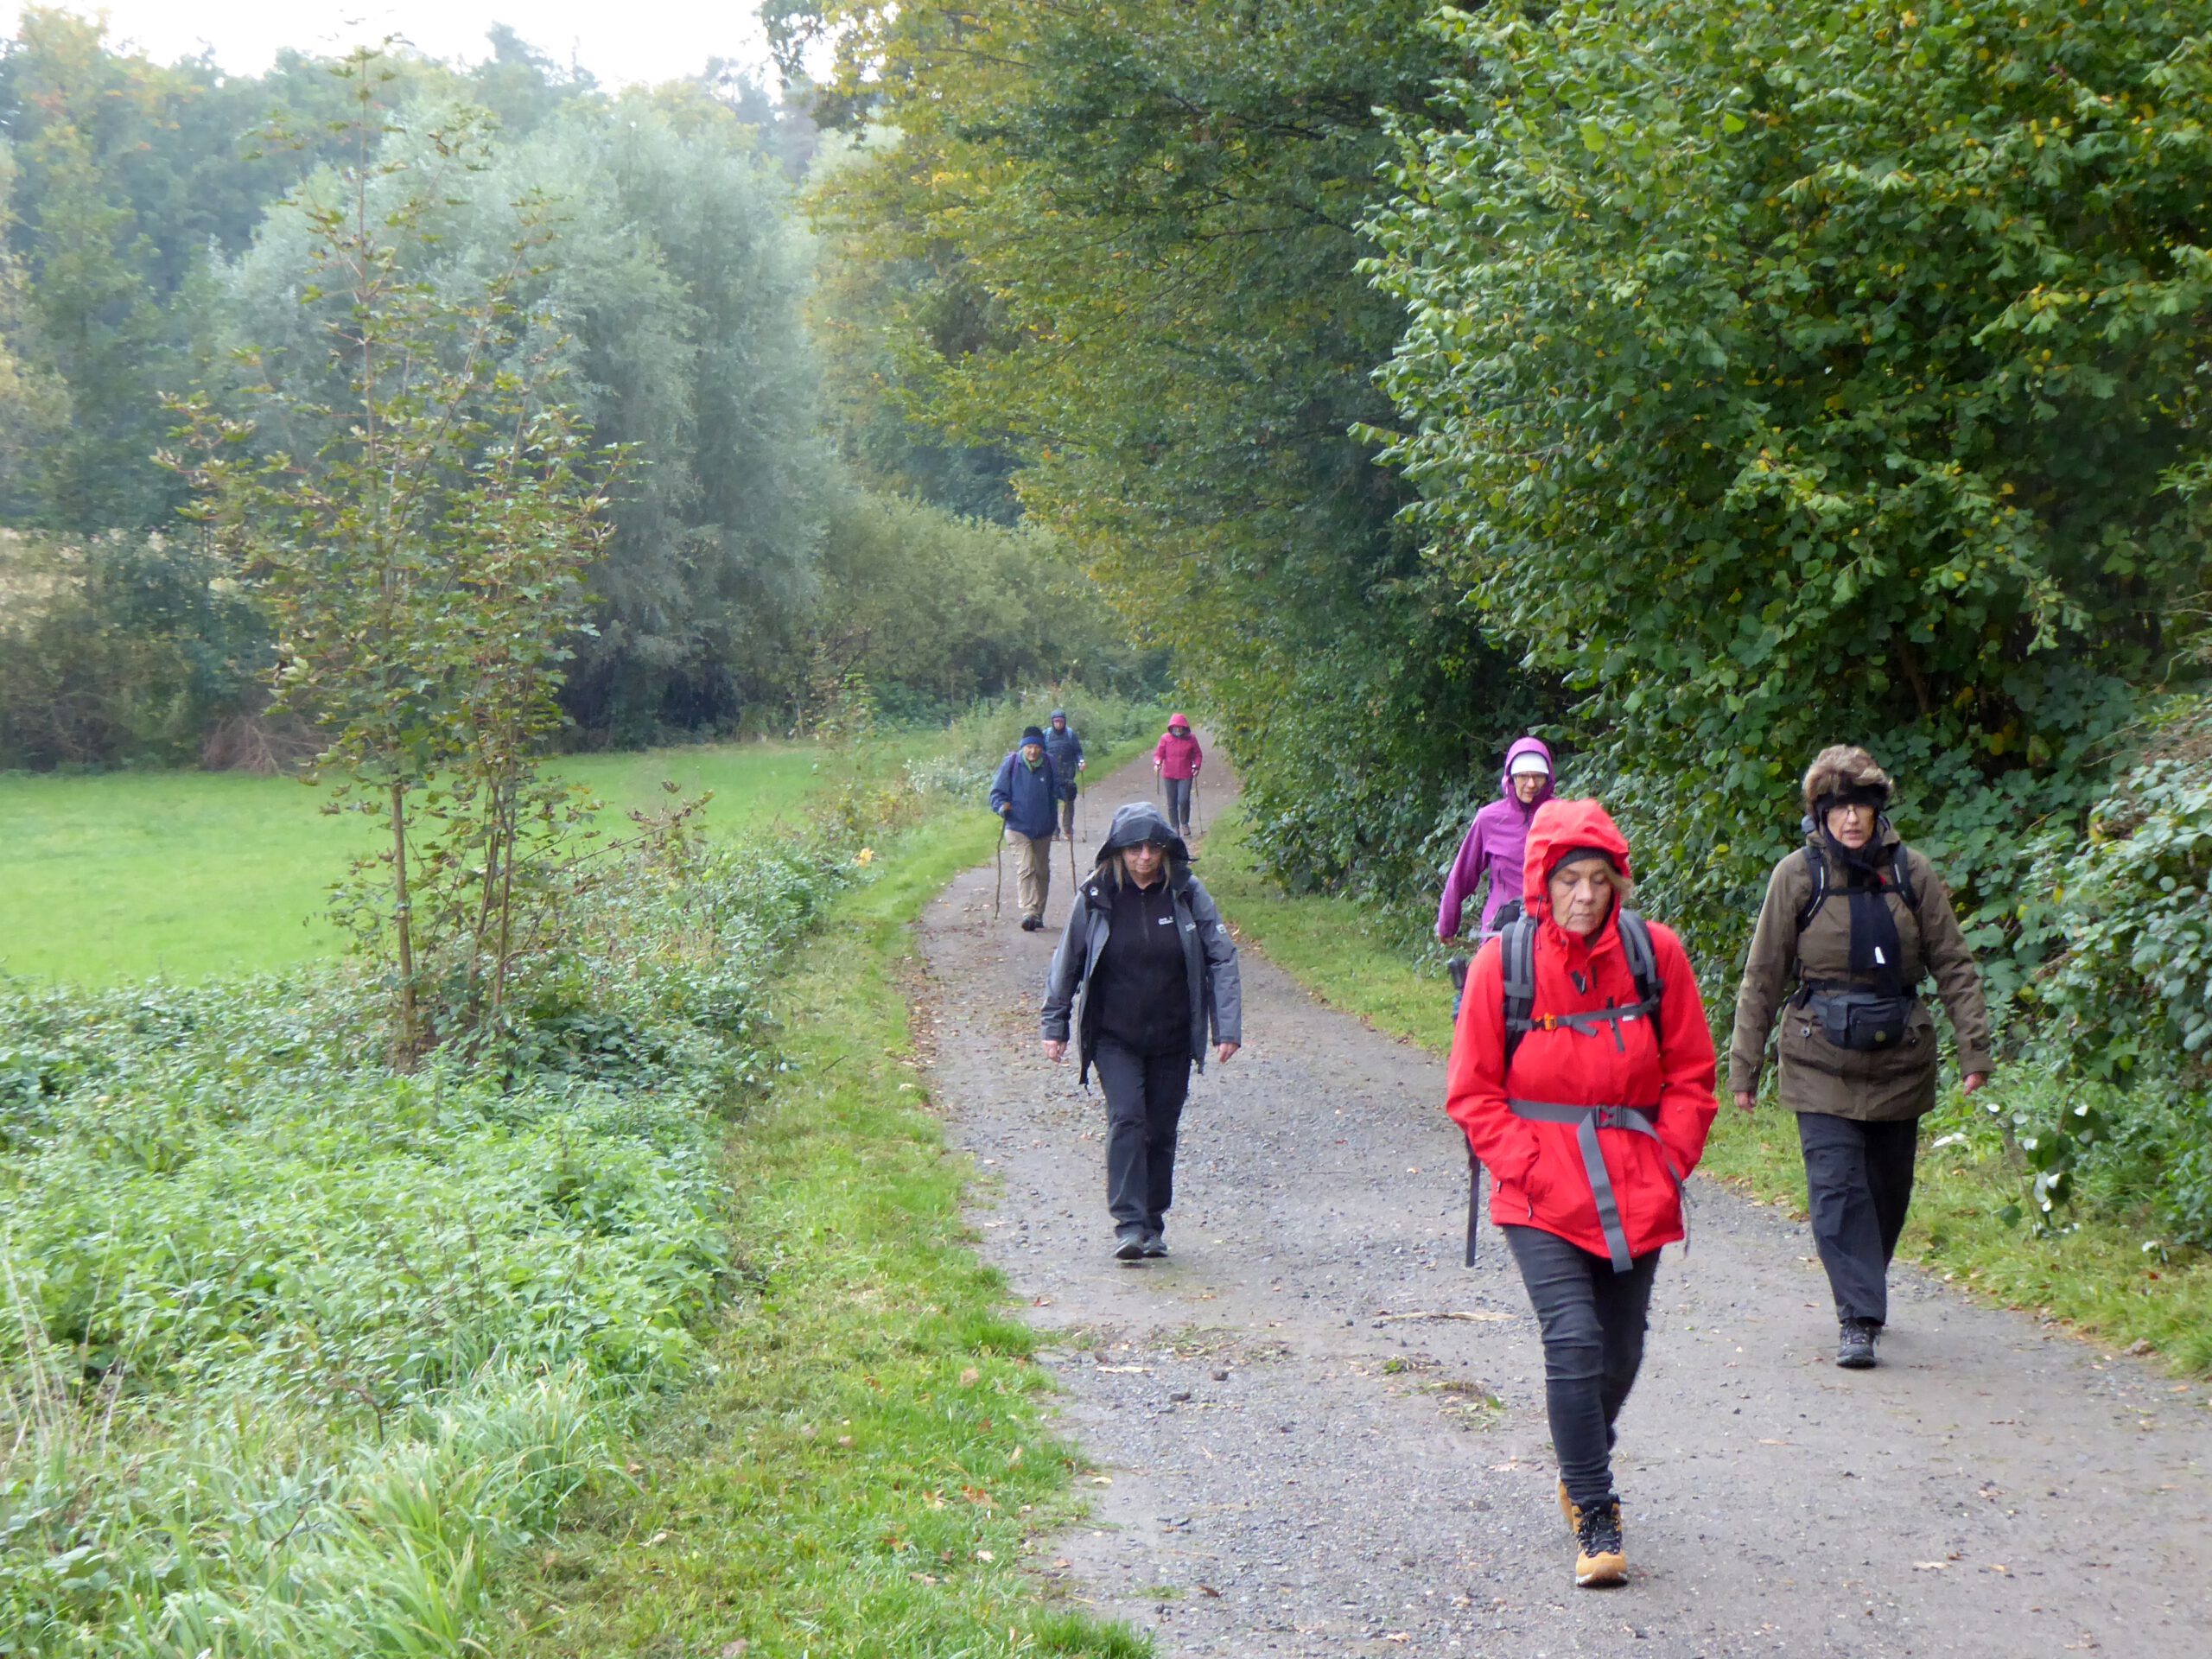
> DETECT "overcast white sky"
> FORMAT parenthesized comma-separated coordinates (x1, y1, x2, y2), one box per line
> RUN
(2, 1, 779, 88)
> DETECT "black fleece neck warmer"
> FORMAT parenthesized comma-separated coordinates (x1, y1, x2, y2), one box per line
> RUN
(1825, 830, 1904, 989)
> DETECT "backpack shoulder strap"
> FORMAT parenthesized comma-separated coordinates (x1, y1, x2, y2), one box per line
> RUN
(1793, 842, 1827, 934)
(1615, 910, 1664, 1014)
(1499, 915, 1538, 1066)
(1891, 843, 1918, 911)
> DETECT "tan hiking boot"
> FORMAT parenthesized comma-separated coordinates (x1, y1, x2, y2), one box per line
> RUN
(1573, 1498, 1626, 1588)
(1558, 1478, 1579, 1536)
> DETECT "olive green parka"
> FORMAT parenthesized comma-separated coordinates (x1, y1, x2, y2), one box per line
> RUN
(1728, 825, 1993, 1121)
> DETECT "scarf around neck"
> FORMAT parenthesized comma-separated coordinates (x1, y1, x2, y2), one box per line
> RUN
(1824, 830, 1904, 992)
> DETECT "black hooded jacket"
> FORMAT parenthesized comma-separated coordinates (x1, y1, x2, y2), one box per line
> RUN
(1040, 802, 1243, 1084)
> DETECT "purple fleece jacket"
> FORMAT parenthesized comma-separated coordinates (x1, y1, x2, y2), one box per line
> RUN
(1435, 736, 1555, 942)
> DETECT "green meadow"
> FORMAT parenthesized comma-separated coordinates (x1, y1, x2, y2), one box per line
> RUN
(0, 743, 845, 986)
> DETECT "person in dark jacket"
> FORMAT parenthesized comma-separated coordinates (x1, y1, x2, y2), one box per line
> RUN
(1152, 715, 1203, 838)
(1044, 709, 1086, 841)
(1041, 802, 1242, 1261)
(1729, 745, 1992, 1370)
(990, 728, 1062, 930)
(1446, 798, 1717, 1590)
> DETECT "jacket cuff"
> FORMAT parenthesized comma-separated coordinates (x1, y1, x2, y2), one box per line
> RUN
(1727, 1061, 1761, 1096)
(1956, 1046, 1993, 1077)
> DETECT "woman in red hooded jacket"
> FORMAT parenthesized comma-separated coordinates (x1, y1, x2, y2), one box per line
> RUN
(1152, 715, 1204, 838)
(1445, 798, 1717, 1590)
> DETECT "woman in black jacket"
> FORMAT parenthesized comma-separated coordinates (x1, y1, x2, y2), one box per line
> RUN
(1041, 802, 1243, 1261)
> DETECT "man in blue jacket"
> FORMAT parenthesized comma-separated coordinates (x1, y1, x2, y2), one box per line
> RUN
(1044, 709, 1085, 841)
(990, 726, 1062, 930)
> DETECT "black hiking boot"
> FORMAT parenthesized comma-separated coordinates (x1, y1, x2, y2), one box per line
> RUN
(1837, 1318, 1879, 1370)
(1573, 1497, 1626, 1588)
(1113, 1232, 1147, 1263)
(1020, 915, 1042, 931)
(1141, 1230, 1167, 1258)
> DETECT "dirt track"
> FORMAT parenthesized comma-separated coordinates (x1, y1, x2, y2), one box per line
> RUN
(916, 742, 2212, 1657)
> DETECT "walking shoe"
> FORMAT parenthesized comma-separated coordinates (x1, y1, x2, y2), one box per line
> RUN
(1113, 1233, 1146, 1262)
(1837, 1318, 1879, 1369)
(1020, 915, 1042, 931)
(1573, 1498, 1626, 1588)
(1141, 1231, 1168, 1258)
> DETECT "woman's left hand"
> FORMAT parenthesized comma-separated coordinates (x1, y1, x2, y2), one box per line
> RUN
(1043, 1039, 1067, 1063)
(1961, 1071, 1988, 1095)
(1216, 1041, 1239, 1064)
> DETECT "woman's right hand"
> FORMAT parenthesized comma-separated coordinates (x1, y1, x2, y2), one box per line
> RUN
(1732, 1090, 1757, 1113)
(1043, 1039, 1067, 1063)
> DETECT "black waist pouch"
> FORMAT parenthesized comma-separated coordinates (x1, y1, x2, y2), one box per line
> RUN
(1808, 988, 1916, 1052)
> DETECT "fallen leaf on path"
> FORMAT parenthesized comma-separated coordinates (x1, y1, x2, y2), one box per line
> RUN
(1757, 1438, 1793, 1446)
(1913, 1561, 1948, 1571)
(1198, 1584, 1222, 1598)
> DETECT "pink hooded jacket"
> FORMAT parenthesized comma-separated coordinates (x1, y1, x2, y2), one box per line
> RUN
(1435, 735, 1554, 942)
(1154, 716, 1204, 780)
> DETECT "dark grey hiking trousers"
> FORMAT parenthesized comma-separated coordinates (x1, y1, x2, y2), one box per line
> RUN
(1094, 1036, 1191, 1239)
(1503, 1224, 1659, 1511)
(1162, 776, 1193, 832)
(1796, 1111, 1918, 1326)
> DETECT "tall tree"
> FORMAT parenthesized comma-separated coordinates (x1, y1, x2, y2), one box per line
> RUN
(802, 0, 1544, 897)
(171, 57, 620, 1057)
(1364, 0, 2212, 970)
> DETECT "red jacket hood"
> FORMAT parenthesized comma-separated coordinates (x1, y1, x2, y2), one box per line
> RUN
(1167, 713, 1191, 728)
(1522, 798, 1634, 916)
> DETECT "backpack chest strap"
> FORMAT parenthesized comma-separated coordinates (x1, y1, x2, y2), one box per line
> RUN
(1519, 1000, 1659, 1052)
(1509, 1098, 1685, 1274)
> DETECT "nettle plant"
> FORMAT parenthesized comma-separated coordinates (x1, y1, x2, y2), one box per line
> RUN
(168, 50, 624, 1062)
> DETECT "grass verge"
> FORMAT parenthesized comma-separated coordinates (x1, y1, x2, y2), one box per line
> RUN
(487, 768, 1156, 1656)
(1201, 804, 2212, 1377)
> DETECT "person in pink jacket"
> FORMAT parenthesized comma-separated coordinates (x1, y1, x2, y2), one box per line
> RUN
(1438, 736, 1555, 943)
(1153, 714, 1204, 837)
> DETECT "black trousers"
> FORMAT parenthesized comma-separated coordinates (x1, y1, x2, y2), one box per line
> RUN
(1094, 1036, 1191, 1238)
(1503, 1224, 1659, 1511)
(1163, 775, 1193, 831)
(1796, 1111, 1918, 1325)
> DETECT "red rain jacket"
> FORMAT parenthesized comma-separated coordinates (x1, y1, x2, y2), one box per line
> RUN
(1445, 798, 1718, 1258)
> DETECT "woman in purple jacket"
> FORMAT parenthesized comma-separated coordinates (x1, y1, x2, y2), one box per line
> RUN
(1437, 736, 1555, 944)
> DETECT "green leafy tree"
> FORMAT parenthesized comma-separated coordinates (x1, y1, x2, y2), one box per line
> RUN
(802, 0, 1545, 898)
(169, 54, 621, 1059)
(1364, 0, 2212, 977)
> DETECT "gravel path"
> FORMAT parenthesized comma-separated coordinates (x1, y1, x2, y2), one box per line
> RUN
(917, 742, 2212, 1657)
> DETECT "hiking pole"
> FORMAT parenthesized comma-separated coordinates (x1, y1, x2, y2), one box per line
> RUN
(994, 823, 1005, 918)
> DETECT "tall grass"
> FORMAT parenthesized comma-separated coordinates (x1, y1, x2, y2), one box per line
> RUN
(0, 690, 1170, 1656)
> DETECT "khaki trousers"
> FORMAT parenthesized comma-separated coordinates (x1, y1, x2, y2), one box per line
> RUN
(1011, 831, 1052, 921)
